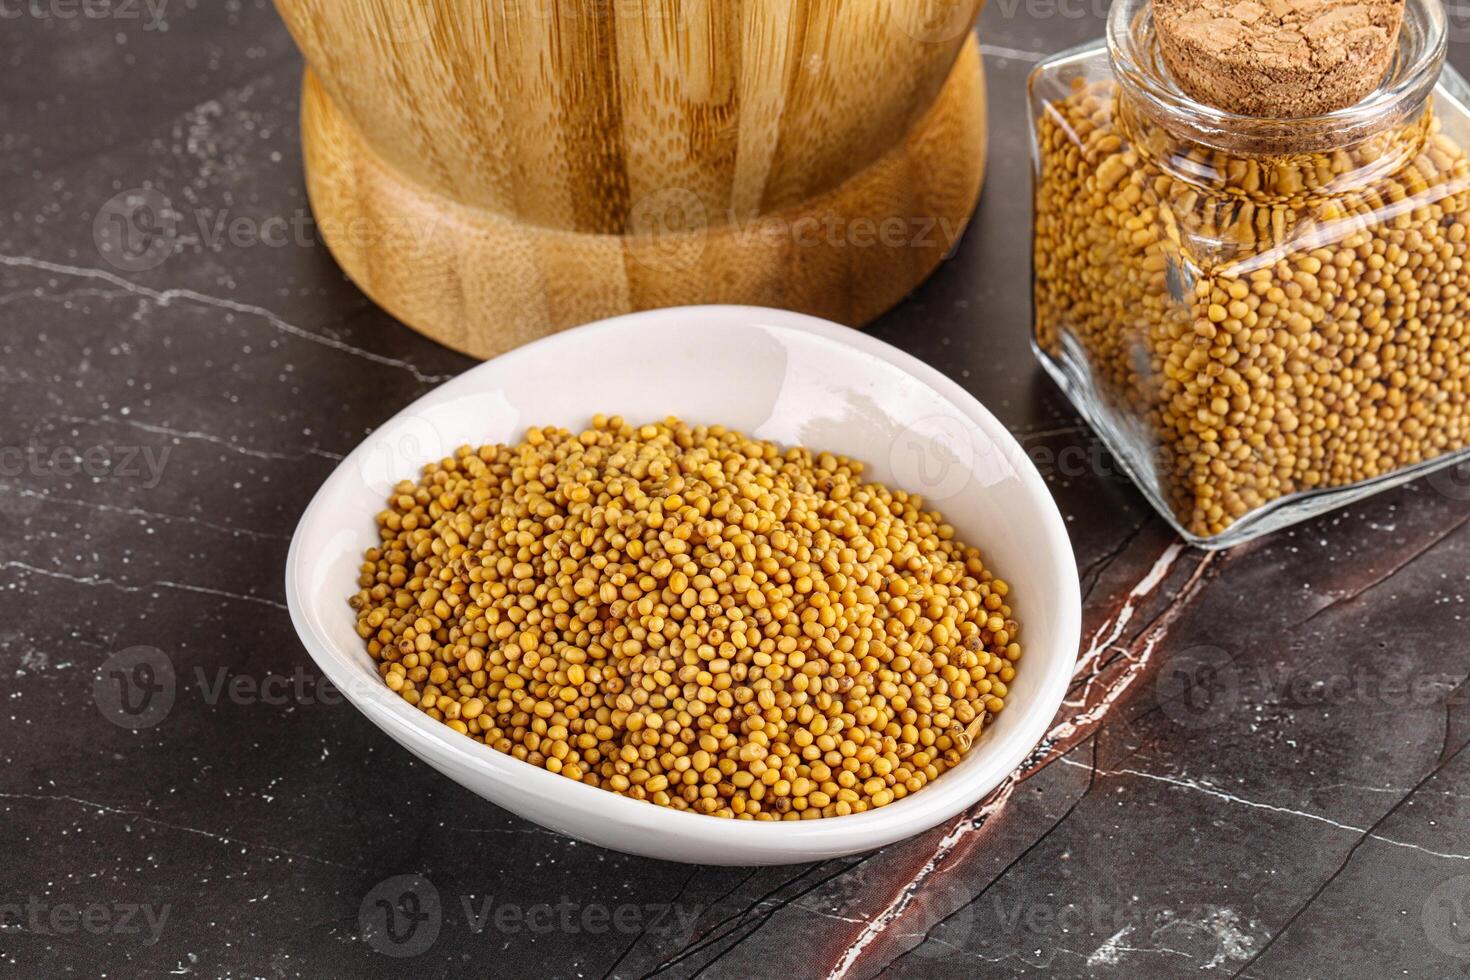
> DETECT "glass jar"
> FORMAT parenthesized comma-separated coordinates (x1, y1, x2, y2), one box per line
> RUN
(1029, 0, 1470, 547)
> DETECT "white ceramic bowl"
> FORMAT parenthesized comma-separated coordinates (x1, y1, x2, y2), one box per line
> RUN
(286, 306, 1080, 865)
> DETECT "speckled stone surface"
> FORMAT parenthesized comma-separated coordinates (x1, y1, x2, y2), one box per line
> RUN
(3, 3, 1469, 978)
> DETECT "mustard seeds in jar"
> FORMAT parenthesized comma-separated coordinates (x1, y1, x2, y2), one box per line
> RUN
(1029, 0, 1470, 545)
(349, 416, 1022, 820)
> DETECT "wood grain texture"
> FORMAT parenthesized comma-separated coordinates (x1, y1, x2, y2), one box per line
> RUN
(277, 0, 988, 358)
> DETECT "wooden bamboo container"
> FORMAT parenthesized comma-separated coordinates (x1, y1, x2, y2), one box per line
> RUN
(273, 0, 988, 359)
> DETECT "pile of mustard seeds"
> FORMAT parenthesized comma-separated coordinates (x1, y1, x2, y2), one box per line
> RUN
(350, 416, 1022, 820)
(1034, 82, 1470, 538)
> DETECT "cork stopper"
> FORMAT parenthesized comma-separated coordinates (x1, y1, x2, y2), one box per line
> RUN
(1153, 0, 1406, 117)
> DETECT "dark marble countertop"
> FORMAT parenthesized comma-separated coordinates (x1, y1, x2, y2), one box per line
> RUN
(4, 2, 1469, 978)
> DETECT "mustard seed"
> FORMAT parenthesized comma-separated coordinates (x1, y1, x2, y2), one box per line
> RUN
(1034, 80, 1470, 539)
(350, 417, 1022, 820)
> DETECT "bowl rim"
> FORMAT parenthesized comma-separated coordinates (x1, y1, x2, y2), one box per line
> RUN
(285, 304, 1081, 856)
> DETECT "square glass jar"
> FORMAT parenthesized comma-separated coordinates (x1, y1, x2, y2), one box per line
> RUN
(1029, 0, 1470, 547)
